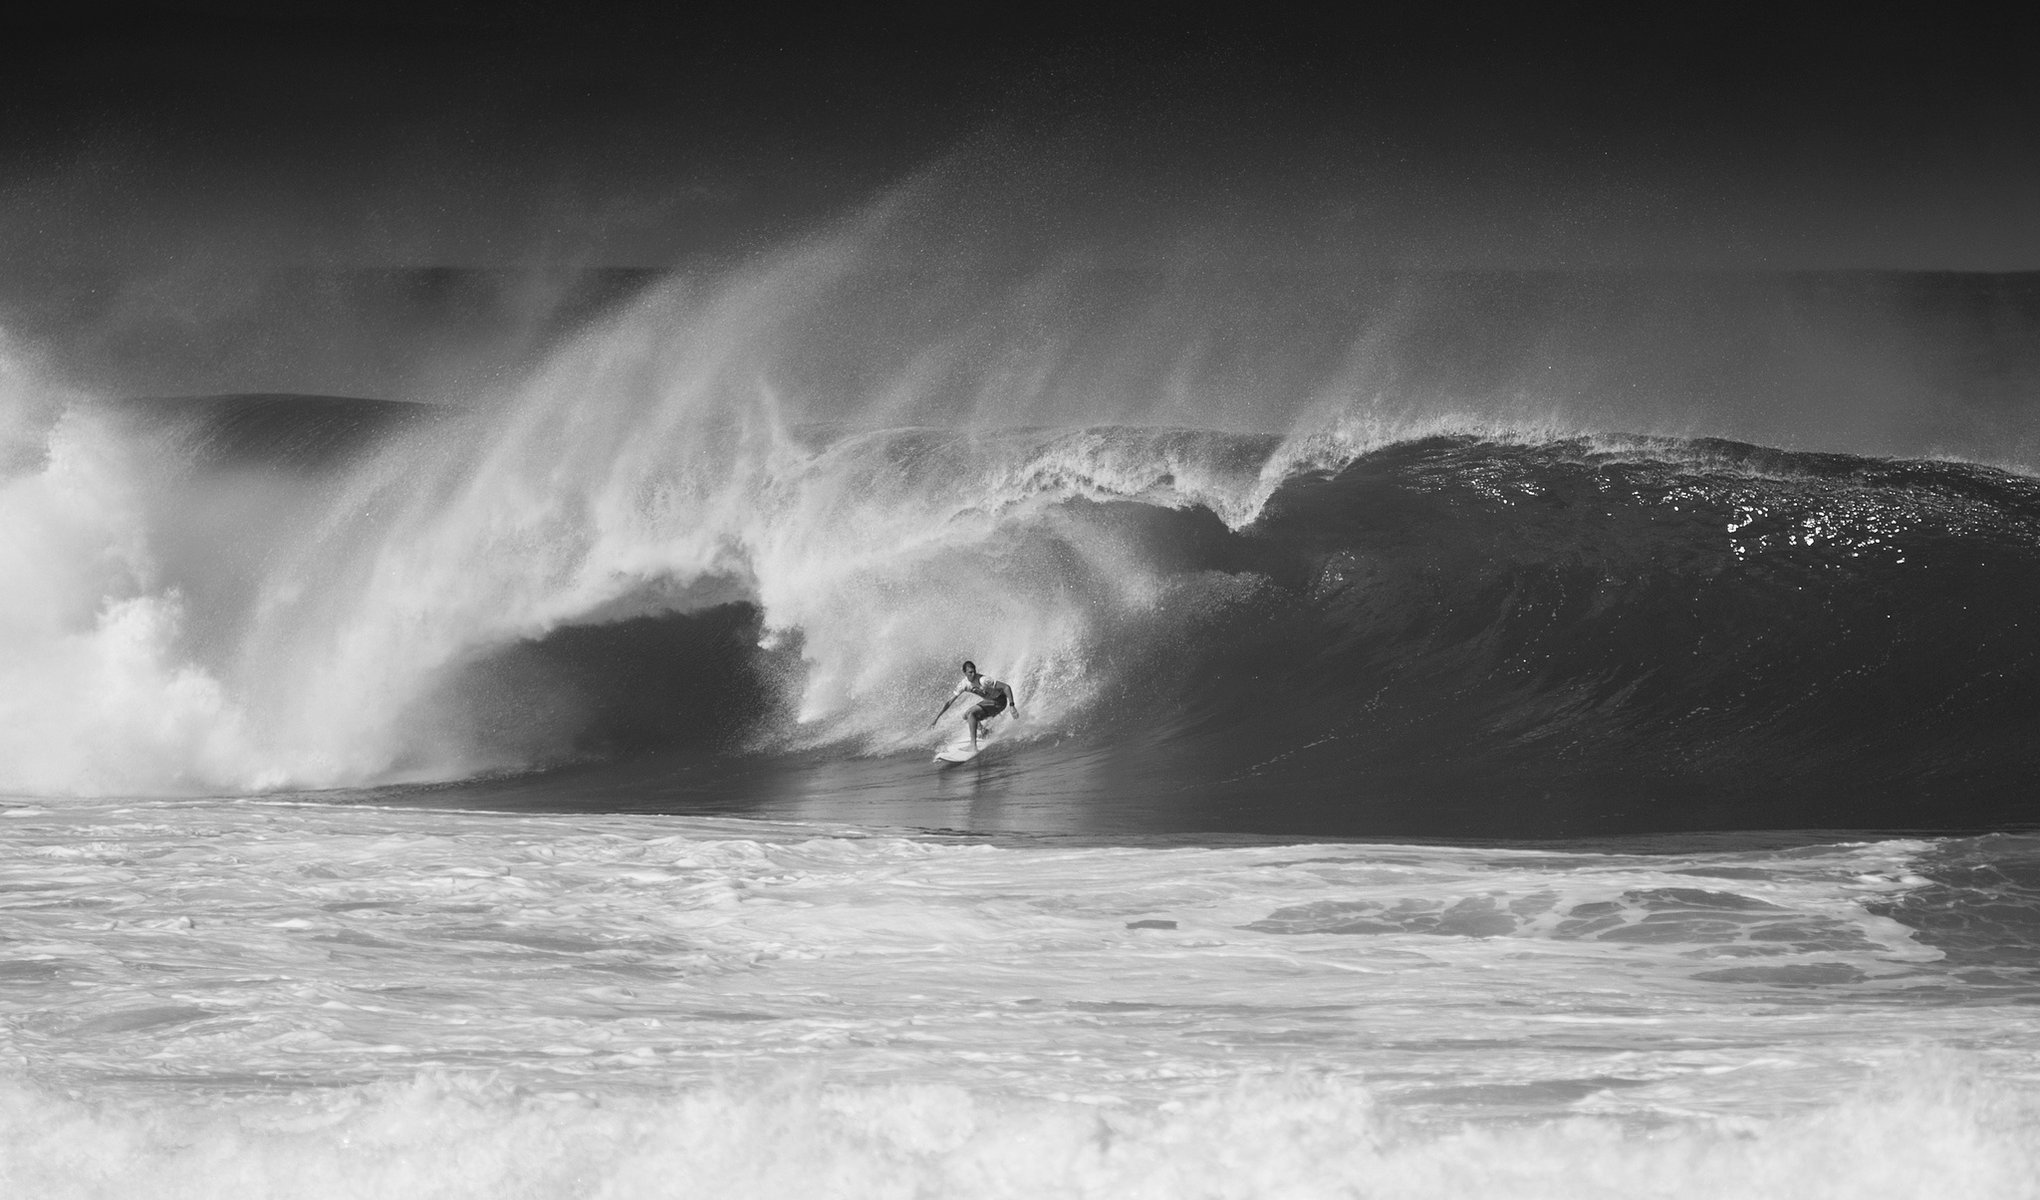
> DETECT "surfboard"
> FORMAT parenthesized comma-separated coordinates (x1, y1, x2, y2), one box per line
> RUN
(934, 721, 998, 764)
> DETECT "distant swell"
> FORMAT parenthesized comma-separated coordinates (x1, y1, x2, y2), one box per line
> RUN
(113, 392, 436, 471)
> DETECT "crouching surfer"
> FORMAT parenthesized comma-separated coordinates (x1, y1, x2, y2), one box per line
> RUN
(929, 660, 1020, 747)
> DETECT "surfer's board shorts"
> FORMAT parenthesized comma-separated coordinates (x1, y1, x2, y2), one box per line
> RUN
(967, 695, 1008, 721)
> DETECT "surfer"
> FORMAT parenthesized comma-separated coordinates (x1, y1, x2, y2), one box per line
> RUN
(930, 660, 1020, 747)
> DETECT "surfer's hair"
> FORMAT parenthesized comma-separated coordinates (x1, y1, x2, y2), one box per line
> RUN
(961, 660, 976, 673)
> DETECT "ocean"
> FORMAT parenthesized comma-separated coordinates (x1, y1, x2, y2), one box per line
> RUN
(4, 206, 2040, 1196)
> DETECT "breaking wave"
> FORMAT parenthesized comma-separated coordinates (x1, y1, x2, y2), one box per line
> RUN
(3, 211, 2038, 836)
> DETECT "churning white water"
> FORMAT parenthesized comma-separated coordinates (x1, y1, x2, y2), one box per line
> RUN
(4, 797, 2038, 1199)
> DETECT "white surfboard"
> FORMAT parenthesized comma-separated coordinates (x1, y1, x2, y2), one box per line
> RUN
(934, 721, 998, 764)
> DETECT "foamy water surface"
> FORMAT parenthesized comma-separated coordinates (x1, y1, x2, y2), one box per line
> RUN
(4, 797, 2036, 1198)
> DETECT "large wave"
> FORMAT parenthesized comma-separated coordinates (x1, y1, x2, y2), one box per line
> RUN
(3, 202, 2038, 833)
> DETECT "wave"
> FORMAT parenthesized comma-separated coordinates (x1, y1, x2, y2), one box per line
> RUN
(3, 214, 2039, 832)
(416, 430, 2040, 836)
(11, 375, 2039, 836)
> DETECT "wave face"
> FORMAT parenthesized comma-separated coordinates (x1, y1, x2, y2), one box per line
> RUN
(3, 220, 2039, 835)
(1125, 435, 2040, 834)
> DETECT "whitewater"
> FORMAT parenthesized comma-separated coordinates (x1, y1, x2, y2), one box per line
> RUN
(8, 800, 2040, 1198)
(6, 193, 2040, 1197)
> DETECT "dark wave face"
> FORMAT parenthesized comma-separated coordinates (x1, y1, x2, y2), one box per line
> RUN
(1109, 436, 2040, 835)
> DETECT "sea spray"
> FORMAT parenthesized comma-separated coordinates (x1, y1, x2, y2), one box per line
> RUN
(0, 358, 263, 794)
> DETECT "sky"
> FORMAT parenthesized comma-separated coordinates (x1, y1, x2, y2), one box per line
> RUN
(3, 1, 2037, 274)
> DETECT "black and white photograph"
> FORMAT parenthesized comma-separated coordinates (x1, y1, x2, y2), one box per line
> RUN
(3, 3, 2038, 1195)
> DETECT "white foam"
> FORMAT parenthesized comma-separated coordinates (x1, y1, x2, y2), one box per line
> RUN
(1, 800, 2032, 1194)
(2, 1055, 2033, 1200)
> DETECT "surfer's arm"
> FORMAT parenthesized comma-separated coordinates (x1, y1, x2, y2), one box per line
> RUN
(929, 690, 964, 727)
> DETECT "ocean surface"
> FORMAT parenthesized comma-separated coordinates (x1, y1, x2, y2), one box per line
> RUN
(4, 216, 2040, 1196)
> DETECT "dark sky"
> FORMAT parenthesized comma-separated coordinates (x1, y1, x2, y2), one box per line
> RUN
(2, 1, 2037, 271)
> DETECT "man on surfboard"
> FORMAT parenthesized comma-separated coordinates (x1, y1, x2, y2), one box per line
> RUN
(930, 661, 1020, 748)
